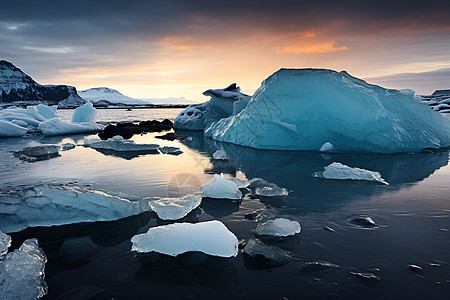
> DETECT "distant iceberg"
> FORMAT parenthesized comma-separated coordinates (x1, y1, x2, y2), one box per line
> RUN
(204, 69, 450, 153)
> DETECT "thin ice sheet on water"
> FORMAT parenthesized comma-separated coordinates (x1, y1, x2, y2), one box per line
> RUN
(131, 220, 238, 257)
(84, 136, 159, 152)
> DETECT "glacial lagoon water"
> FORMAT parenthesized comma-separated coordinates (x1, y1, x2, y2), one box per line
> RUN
(0, 108, 449, 299)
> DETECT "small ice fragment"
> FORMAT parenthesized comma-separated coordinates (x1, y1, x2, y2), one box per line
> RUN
(212, 149, 229, 160)
(249, 178, 289, 197)
(14, 145, 60, 157)
(159, 146, 183, 155)
(408, 264, 422, 272)
(318, 162, 389, 185)
(148, 195, 201, 220)
(72, 102, 97, 123)
(243, 238, 290, 267)
(255, 218, 301, 237)
(85, 137, 159, 152)
(301, 261, 340, 272)
(200, 174, 242, 200)
(0, 230, 11, 257)
(319, 142, 334, 152)
(61, 143, 76, 151)
(131, 220, 238, 258)
(323, 226, 336, 232)
(351, 216, 377, 227)
(0, 238, 48, 299)
(351, 271, 380, 280)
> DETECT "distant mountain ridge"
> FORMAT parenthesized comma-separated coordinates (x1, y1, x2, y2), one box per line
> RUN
(78, 87, 151, 105)
(0, 60, 86, 107)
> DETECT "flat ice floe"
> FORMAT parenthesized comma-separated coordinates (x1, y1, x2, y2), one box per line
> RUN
(147, 195, 202, 220)
(84, 136, 159, 152)
(131, 220, 239, 258)
(204, 69, 450, 153)
(200, 174, 242, 200)
(315, 162, 389, 185)
(13, 144, 60, 161)
(0, 185, 151, 233)
(255, 218, 301, 237)
(0, 237, 47, 299)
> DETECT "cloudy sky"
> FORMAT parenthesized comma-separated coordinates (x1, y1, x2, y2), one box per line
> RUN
(1, 0, 450, 102)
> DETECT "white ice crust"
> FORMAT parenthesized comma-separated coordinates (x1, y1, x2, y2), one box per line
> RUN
(174, 84, 250, 130)
(131, 220, 239, 257)
(255, 218, 301, 237)
(71, 102, 97, 122)
(84, 136, 159, 152)
(0, 238, 47, 299)
(0, 186, 151, 233)
(0, 231, 11, 257)
(200, 174, 243, 200)
(148, 195, 201, 220)
(317, 162, 389, 185)
(205, 69, 450, 153)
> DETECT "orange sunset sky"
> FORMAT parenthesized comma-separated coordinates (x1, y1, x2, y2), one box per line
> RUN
(1, 0, 450, 102)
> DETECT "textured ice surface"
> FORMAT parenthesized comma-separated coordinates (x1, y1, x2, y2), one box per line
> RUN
(0, 231, 11, 257)
(200, 174, 243, 199)
(84, 136, 159, 152)
(351, 216, 377, 227)
(205, 69, 450, 153)
(243, 238, 290, 266)
(36, 104, 57, 119)
(0, 185, 151, 233)
(255, 218, 301, 237)
(213, 149, 229, 160)
(159, 146, 183, 155)
(174, 84, 250, 130)
(229, 178, 250, 189)
(148, 195, 201, 220)
(14, 145, 60, 157)
(39, 118, 104, 136)
(0, 238, 47, 299)
(61, 142, 76, 151)
(0, 120, 28, 137)
(72, 102, 97, 122)
(316, 162, 389, 185)
(249, 178, 289, 197)
(131, 220, 239, 257)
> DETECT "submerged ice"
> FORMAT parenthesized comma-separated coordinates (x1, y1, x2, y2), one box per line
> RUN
(131, 220, 239, 258)
(204, 69, 450, 153)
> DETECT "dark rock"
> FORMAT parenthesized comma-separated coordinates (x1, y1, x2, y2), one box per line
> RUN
(98, 119, 173, 140)
(155, 132, 186, 141)
(301, 261, 340, 272)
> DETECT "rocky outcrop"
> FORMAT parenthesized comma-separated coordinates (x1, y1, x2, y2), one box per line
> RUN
(0, 60, 86, 107)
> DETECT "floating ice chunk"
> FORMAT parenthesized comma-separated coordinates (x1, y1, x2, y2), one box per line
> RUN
(229, 178, 250, 188)
(84, 137, 159, 152)
(159, 146, 183, 155)
(148, 195, 201, 220)
(200, 174, 242, 200)
(351, 271, 380, 280)
(255, 218, 301, 237)
(0, 231, 11, 257)
(61, 142, 76, 151)
(319, 142, 334, 152)
(39, 118, 104, 136)
(0, 239, 47, 299)
(174, 83, 251, 130)
(0, 120, 28, 137)
(243, 238, 290, 268)
(36, 104, 57, 119)
(14, 145, 60, 157)
(212, 149, 229, 160)
(131, 220, 238, 258)
(72, 102, 97, 122)
(249, 178, 289, 197)
(205, 69, 450, 153)
(317, 162, 389, 185)
(0, 185, 151, 233)
(301, 261, 340, 272)
(350, 216, 377, 227)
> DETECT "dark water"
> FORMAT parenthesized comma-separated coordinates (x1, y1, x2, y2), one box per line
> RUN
(1, 109, 449, 299)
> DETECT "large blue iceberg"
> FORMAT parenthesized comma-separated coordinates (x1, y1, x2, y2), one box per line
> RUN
(203, 69, 450, 153)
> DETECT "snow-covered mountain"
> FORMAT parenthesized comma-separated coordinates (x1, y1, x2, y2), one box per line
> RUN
(0, 60, 86, 107)
(78, 87, 151, 105)
(139, 97, 196, 105)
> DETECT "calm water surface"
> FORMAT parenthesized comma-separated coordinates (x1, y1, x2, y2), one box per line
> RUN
(0, 108, 449, 299)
